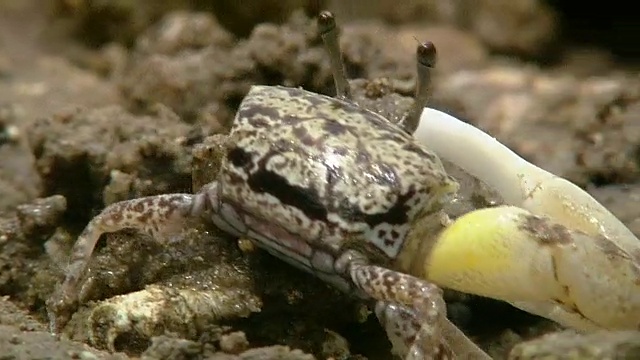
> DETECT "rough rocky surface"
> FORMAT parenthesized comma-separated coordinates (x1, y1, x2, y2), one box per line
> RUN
(509, 330, 640, 359)
(1, 0, 639, 359)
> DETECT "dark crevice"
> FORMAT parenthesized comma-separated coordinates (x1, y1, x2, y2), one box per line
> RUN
(546, 0, 640, 62)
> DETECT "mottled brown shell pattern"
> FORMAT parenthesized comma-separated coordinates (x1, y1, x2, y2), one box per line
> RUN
(219, 85, 458, 258)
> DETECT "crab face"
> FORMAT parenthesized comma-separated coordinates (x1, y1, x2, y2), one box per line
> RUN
(213, 85, 459, 265)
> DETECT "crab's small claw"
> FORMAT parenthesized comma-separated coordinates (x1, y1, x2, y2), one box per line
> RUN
(424, 205, 640, 331)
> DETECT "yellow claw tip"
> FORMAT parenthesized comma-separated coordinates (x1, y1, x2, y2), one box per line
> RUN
(425, 206, 556, 302)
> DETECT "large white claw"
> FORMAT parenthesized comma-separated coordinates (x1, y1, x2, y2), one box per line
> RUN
(413, 107, 640, 331)
(414, 108, 637, 245)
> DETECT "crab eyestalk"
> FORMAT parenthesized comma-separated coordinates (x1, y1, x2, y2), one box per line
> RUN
(401, 41, 437, 134)
(318, 10, 351, 100)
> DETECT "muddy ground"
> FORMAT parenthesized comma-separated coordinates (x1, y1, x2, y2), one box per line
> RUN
(0, 1, 639, 359)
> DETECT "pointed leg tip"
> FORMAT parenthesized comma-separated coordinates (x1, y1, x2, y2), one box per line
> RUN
(46, 292, 74, 335)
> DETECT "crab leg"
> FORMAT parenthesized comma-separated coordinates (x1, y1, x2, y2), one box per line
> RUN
(376, 301, 490, 360)
(337, 251, 490, 359)
(46, 188, 214, 333)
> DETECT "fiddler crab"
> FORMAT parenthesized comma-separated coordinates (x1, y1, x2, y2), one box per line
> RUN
(47, 11, 640, 360)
